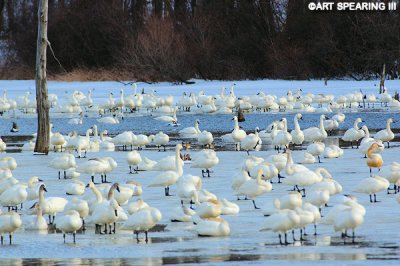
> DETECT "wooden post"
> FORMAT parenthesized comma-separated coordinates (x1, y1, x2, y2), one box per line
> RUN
(34, 0, 49, 154)
(379, 64, 385, 94)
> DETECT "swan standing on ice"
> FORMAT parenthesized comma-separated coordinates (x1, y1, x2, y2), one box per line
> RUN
(342, 118, 365, 148)
(291, 113, 304, 146)
(126, 150, 142, 174)
(37, 184, 68, 225)
(359, 125, 384, 158)
(231, 116, 246, 151)
(236, 169, 272, 209)
(148, 144, 184, 196)
(0, 212, 21, 245)
(303, 114, 328, 143)
(354, 175, 389, 202)
(49, 153, 76, 179)
(54, 210, 83, 243)
(191, 149, 219, 177)
(153, 132, 169, 151)
(273, 118, 292, 152)
(374, 118, 395, 148)
(122, 207, 162, 243)
(241, 127, 262, 155)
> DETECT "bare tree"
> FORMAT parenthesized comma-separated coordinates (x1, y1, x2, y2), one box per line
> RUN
(34, 0, 50, 154)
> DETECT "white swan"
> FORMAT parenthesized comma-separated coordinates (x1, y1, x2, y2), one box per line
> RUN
(148, 144, 184, 196)
(359, 125, 384, 158)
(170, 206, 196, 222)
(64, 197, 89, 228)
(354, 175, 390, 202)
(65, 180, 85, 195)
(49, 153, 76, 179)
(290, 113, 304, 145)
(241, 127, 262, 155)
(261, 209, 300, 245)
(111, 131, 136, 151)
(236, 169, 272, 209)
(97, 115, 119, 124)
(126, 150, 142, 174)
(37, 184, 68, 224)
(0, 183, 27, 211)
(198, 130, 214, 148)
(342, 118, 365, 148)
(153, 132, 169, 151)
(323, 144, 344, 159)
(231, 116, 247, 150)
(231, 170, 251, 199)
(24, 202, 48, 231)
(121, 207, 162, 243)
(55, 210, 83, 243)
(26, 176, 43, 201)
(176, 174, 202, 208)
(301, 151, 316, 164)
(306, 142, 325, 163)
(191, 149, 219, 177)
(0, 212, 22, 244)
(374, 118, 395, 148)
(179, 119, 201, 137)
(303, 114, 328, 142)
(283, 167, 326, 197)
(273, 118, 292, 151)
(192, 216, 230, 237)
(76, 158, 108, 183)
(127, 198, 150, 215)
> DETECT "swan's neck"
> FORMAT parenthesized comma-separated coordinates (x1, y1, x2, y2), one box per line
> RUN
(175, 148, 183, 175)
(100, 131, 105, 141)
(195, 122, 200, 132)
(386, 120, 392, 131)
(319, 116, 326, 132)
(91, 186, 103, 202)
(39, 189, 45, 204)
(364, 127, 370, 138)
(107, 186, 116, 201)
(234, 119, 239, 130)
(285, 153, 294, 175)
(367, 147, 375, 158)
(283, 120, 288, 132)
(294, 116, 300, 131)
(353, 120, 360, 129)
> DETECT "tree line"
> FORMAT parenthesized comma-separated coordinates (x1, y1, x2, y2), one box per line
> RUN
(0, 0, 399, 82)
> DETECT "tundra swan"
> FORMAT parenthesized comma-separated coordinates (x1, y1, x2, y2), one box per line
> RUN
(121, 207, 162, 243)
(374, 118, 395, 148)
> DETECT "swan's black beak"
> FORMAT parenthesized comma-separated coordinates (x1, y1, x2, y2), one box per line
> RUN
(43, 187, 48, 192)
(29, 202, 37, 209)
(231, 117, 235, 121)
(115, 210, 118, 217)
(362, 120, 365, 122)
(116, 185, 120, 193)
(300, 116, 303, 120)
(38, 178, 43, 182)
(85, 183, 90, 188)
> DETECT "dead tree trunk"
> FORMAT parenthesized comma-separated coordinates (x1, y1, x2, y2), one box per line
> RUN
(34, 0, 49, 154)
(379, 64, 385, 94)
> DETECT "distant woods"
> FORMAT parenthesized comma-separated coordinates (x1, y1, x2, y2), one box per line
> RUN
(0, 0, 399, 82)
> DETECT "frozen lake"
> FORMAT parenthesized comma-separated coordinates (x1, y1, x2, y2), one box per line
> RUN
(1, 144, 400, 264)
(1, 78, 400, 264)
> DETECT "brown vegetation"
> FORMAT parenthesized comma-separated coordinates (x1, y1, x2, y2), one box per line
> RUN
(0, 0, 399, 82)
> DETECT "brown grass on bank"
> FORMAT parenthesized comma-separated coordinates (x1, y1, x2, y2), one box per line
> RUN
(0, 66, 136, 82)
